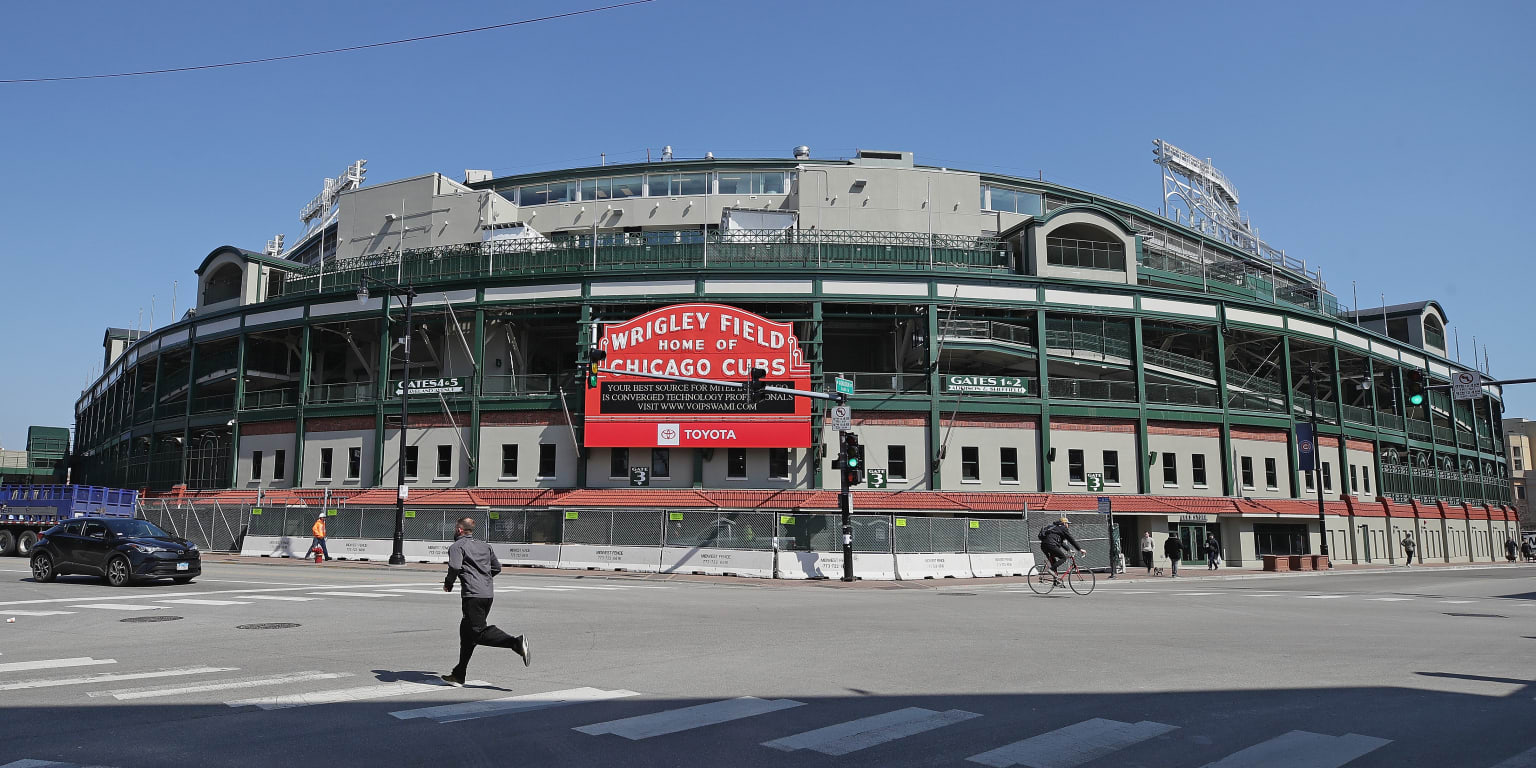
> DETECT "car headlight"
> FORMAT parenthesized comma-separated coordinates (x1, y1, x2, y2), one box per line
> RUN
(188, 542, 198, 550)
(127, 543, 167, 554)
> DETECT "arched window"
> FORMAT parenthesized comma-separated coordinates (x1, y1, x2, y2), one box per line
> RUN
(1422, 313, 1446, 351)
(1045, 223, 1125, 271)
(202, 263, 243, 305)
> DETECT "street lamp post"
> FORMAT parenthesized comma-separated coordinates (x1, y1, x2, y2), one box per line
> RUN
(1307, 361, 1331, 567)
(358, 276, 416, 566)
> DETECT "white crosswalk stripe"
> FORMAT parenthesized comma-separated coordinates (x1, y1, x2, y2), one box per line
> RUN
(308, 591, 394, 598)
(229, 595, 319, 601)
(155, 599, 252, 606)
(1199, 730, 1390, 768)
(227, 676, 487, 710)
(497, 586, 574, 592)
(380, 589, 452, 595)
(1440, 600, 1477, 604)
(94, 671, 353, 701)
(0, 666, 236, 691)
(575, 696, 805, 740)
(1177, 592, 1220, 596)
(966, 717, 1178, 768)
(763, 707, 981, 756)
(0, 657, 116, 674)
(1, 610, 76, 616)
(1298, 595, 1347, 600)
(391, 686, 639, 723)
(75, 604, 165, 611)
(1368, 597, 1413, 601)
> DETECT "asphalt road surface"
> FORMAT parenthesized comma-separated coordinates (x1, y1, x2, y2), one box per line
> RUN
(1, 557, 1533, 768)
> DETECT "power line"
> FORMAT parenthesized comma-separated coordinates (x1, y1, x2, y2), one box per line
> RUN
(0, 1, 655, 85)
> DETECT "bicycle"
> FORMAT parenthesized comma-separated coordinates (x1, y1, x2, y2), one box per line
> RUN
(1026, 551, 1096, 595)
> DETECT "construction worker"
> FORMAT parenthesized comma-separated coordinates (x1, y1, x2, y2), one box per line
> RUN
(309, 512, 331, 561)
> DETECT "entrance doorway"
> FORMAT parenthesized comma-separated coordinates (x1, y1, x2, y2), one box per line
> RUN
(1177, 523, 1208, 566)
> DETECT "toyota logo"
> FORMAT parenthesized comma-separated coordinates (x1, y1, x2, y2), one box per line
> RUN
(660, 428, 677, 440)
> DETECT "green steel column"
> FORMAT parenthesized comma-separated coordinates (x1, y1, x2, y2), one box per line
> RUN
(228, 334, 245, 487)
(813, 300, 828, 490)
(1132, 316, 1150, 495)
(927, 302, 942, 491)
(1366, 357, 1384, 500)
(1331, 346, 1349, 495)
(1037, 308, 1052, 493)
(293, 323, 311, 487)
(179, 341, 197, 486)
(468, 304, 485, 487)
(1280, 337, 1296, 499)
(577, 302, 592, 488)
(374, 301, 392, 487)
(1214, 321, 1235, 497)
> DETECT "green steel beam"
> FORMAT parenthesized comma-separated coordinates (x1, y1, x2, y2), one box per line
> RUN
(1036, 308, 1051, 493)
(293, 323, 310, 487)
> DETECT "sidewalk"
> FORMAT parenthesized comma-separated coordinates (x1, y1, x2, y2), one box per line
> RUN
(201, 552, 1536, 590)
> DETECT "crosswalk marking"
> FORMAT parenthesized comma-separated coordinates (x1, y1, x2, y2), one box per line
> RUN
(1, 610, 76, 616)
(0, 666, 236, 692)
(1199, 730, 1390, 768)
(540, 585, 625, 590)
(227, 677, 487, 710)
(1369, 597, 1414, 601)
(230, 595, 319, 601)
(575, 696, 805, 740)
(498, 586, 574, 592)
(1242, 594, 1285, 598)
(308, 591, 394, 598)
(763, 707, 981, 756)
(1489, 745, 1536, 767)
(392, 686, 640, 723)
(0, 657, 116, 674)
(75, 604, 165, 611)
(1440, 600, 1477, 604)
(380, 589, 452, 595)
(94, 671, 353, 700)
(1177, 592, 1220, 596)
(966, 717, 1178, 768)
(155, 599, 252, 606)
(1298, 595, 1347, 600)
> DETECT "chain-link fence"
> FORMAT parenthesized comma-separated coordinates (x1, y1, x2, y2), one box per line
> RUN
(777, 513, 894, 552)
(1027, 511, 1113, 571)
(663, 512, 777, 551)
(137, 501, 253, 552)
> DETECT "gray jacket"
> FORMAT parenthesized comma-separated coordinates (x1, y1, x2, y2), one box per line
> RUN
(446, 536, 501, 598)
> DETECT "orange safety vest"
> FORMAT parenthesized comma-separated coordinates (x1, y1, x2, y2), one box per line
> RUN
(312, 519, 326, 538)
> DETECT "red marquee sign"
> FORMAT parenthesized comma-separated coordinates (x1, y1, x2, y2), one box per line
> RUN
(583, 303, 812, 448)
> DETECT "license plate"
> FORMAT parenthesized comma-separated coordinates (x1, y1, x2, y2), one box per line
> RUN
(176, 562, 189, 571)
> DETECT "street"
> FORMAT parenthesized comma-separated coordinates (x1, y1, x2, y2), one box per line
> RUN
(1, 559, 1533, 768)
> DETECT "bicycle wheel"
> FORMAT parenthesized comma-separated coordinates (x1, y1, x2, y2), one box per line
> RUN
(1067, 565, 1097, 595)
(1026, 564, 1057, 595)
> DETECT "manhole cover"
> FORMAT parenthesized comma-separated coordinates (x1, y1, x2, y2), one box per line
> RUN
(236, 622, 302, 630)
(121, 615, 183, 623)
(1443, 613, 1506, 619)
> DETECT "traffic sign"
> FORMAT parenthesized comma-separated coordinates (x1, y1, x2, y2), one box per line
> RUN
(1086, 472, 1105, 492)
(835, 377, 855, 396)
(1451, 370, 1483, 400)
(1097, 496, 1112, 514)
(829, 404, 852, 432)
(866, 469, 888, 488)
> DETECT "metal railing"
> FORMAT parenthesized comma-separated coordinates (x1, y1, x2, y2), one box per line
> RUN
(244, 387, 296, 410)
(309, 381, 376, 405)
(481, 374, 557, 398)
(1145, 382, 1219, 408)
(1227, 390, 1287, 413)
(189, 392, 236, 414)
(1340, 404, 1376, 426)
(841, 372, 929, 394)
(1048, 377, 1137, 402)
(1045, 329, 1133, 361)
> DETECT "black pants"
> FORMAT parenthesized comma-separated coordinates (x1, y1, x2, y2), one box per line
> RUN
(1043, 544, 1071, 574)
(453, 597, 520, 677)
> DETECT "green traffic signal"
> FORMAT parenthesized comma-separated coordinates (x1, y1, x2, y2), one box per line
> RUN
(1408, 393, 1424, 406)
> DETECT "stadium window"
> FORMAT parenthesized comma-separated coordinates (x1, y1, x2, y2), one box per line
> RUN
(251, 450, 263, 481)
(347, 447, 361, 480)
(1045, 223, 1125, 271)
(1519, 485, 1527, 500)
(1349, 464, 1359, 494)
(717, 172, 786, 195)
(769, 448, 790, 479)
(1362, 465, 1371, 495)
(404, 446, 418, 480)
(648, 173, 708, 196)
(1103, 451, 1120, 485)
(538, 444, 556, 479)
(1265, 458, 1279, 490)
(1323, 462, 1333, 492)
(1241, 456, 1254, 490)
(501, 445, 518, 479)
(1514, 446, 1523, 471)
(652, 448, 670, 478)
(961, 447, 980, 481)
(981, 184, 1043, 215)
(727, 448, 748, 479)
(1162, 453, 1178, 487)
(579, 175, 643, 201)
(1068, 449, 1085, 484)
(1305, 469, 1315, 492)
(1191, 454, 1208, 487)
(610, 448, 629, 479)
(888, 446, 907, 480)
(319, 448, 333, 481)
(1000, 447, 1019, 483)
(516, 181, 575, 206)
(273, 450, 286, 481)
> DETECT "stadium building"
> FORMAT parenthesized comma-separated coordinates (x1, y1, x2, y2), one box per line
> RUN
(70, 143, 1519, 570)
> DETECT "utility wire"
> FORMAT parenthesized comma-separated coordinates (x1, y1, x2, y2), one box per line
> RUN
(0, 1, 654, 85)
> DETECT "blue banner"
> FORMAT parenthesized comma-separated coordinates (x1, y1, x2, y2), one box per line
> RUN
(1296, 422, 1316, 471)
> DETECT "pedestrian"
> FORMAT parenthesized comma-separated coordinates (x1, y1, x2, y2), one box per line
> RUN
(1164, 534, 1184, 577)
(308, 512, 330, 562)
(1505, 538, 1518, 563)
(1401, 533, 1416, 567)
(1204, 532, 1221, 570)
(1522, 539, 1534, 563)
(1140, 531, 1156, 576)
(441, 516, 530, 686)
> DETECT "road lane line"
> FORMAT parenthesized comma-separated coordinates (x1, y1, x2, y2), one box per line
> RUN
(1199, 730, 1390, 768)
(575, 696, 804, 740)
(966, 718, 1178, 768)
(229, 595, 319, 601)
(96, 671, 353, 700)
(1, 610, 76, 616)
(0, 667, 236, 691)
(1176, 592, 1220, 596)
(227, 677, 486, 710)
(392, 687, 639, 723)
(1298, 595, 1347, 599)
(0, 657, 116, 674)
(380, 589, 453, 595)
(155, 599, 253, 606)
(1368, 597, 1414, 601)
(1440, 600, 1477, 604)
(308, 591, 395, 598)
(0, 583, 456, 607)
(74, 604, 165, 611)
(764, 707, 981, 755)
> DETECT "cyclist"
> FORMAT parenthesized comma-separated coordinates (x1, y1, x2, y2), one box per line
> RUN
(1039, 517, 1087, 583)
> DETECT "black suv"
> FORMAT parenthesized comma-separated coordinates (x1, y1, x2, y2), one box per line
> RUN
(30, 517, 200, 586)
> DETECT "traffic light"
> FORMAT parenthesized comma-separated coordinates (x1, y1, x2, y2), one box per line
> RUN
(747, 367, 768, 404)
(585, 348, 607, 389)
(1406, 370, 1426, 406)
(840, 431, 864, 487)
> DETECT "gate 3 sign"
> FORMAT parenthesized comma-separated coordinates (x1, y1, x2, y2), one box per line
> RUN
(583, 303, 812, 447)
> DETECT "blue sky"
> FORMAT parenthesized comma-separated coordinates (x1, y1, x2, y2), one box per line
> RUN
(0, 0, 1531, 451)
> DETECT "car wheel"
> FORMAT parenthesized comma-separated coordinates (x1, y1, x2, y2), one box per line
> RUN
(105, 555, 133, 587)
(16, 531, 38, 557)
(171, 576, 194, 584)
(0, 530, 15, 557)
(31, 552, 56, 583)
